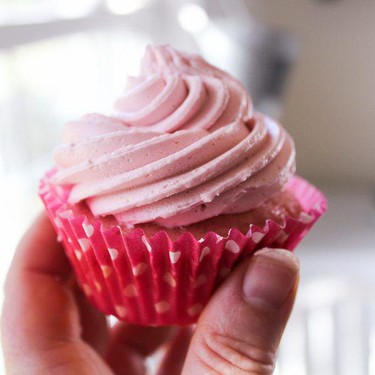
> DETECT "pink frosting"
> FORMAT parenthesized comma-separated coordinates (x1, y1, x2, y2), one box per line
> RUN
(52, 45, 295, 228)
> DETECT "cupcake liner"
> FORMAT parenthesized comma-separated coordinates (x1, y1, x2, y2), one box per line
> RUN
(39, 171, 326, 326)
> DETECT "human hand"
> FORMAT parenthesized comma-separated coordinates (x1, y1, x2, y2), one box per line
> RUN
(2, 212, 299, 375)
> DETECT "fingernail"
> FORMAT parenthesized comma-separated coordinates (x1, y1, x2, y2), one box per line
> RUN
(243, 249, 299, 309)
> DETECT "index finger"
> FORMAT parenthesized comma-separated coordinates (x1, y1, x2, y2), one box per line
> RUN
(1, 212, 78, 357)
(6, 211, 71, 283)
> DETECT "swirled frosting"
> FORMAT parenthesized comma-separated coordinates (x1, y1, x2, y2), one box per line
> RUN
(52, 45, 296, 228)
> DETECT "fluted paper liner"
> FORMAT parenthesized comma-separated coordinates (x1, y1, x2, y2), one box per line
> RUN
(39, 171, 326, 326)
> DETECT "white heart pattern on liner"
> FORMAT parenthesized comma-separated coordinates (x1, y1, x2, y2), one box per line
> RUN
(225, 240, 240, 254)
(74, 249, 82, 261)
(133, 263, 147, 276)
(199, 246, 210, 262)
(163, 273, 177, 288)
(169, 251, 181, 264)
(115, 305, 127, 318)
(141, 235, 152, 252)
(82, 223, 94, 237)
(155, 301, 170, 313)
(108, 248, 119, 260)
(277, 230, 289, 243)
(95, 281, 102, 292)
(101, 265, 112, 278)
(252, 232, 265, 244)
(124, 284, 138, 297)
(55, 217, 63, 228)
(82, 284, 92, 296)
(78, 238, 91, 252)
(300, 212, 314, 224)
(59, 210, 74, 219)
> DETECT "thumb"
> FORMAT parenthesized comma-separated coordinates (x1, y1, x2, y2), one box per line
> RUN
(182, 248, 299, 375)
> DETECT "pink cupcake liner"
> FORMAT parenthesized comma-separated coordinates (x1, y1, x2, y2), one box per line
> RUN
(39, 171, 326, 326)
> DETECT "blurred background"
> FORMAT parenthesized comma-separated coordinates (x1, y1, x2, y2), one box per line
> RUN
(0, 0, 374, 373)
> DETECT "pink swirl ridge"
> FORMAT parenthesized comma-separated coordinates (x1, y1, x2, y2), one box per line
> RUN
(52, 45, 296, 228)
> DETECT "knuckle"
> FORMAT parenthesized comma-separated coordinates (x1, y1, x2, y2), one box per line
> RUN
(195, 331, 276, 375)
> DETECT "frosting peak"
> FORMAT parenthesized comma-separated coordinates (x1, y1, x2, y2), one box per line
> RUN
(53, 45, 295, 228)
(115, 45, 252, 133)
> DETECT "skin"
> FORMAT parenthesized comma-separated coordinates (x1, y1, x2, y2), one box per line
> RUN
(1, 213, 299, 375)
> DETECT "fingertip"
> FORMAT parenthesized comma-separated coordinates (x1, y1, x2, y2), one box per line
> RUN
(253, 248, 300, 271)
(10, 210, 71, 281)
(243, 248, 299, 310)
(2, 211, 79, 360)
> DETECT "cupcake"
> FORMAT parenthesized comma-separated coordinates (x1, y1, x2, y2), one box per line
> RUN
(40, 45, 326, 326)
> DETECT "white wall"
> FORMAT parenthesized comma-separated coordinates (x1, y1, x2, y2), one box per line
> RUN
(247, 0, 375, 184)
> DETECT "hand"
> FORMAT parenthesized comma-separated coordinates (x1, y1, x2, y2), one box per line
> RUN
(2, 213, 299, 375)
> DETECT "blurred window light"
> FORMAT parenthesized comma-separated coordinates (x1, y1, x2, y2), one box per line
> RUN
(0, 0, 48, 25)
(370, 308, 375, 375)
(52, 0, 100, 19)
(178, 3, 209, 34)
(106, 0, 151, 15)
(307, 307, 335, 374)
(195, 23, 237, 75)
(0, 0, 99, 24)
